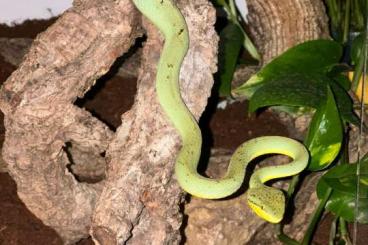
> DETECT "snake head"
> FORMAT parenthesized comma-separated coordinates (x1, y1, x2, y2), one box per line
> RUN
(246, 186, 285, 223)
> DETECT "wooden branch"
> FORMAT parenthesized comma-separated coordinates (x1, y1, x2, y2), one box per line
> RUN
(0, 0, 142, 243)
(91, 1, 218, 244)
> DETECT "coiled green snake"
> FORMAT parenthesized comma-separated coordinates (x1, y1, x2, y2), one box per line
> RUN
(132, 0, 309, 223)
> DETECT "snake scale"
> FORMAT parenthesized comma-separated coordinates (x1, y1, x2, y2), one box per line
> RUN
(132, 0, 309, 223)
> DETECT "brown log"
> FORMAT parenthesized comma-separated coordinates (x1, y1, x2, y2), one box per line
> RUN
(0, 0, 142, 243)
(91, 1, 218, 243)
(246, 0, 330, 64)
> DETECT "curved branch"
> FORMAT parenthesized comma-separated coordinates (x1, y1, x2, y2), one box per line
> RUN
(0, 0, 142, 243)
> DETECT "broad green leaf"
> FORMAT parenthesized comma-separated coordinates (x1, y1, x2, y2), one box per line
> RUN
(248, 74, 326, 112)
(217, 23, 244, 96)
(329, 81, 360, 125)
(232, 40, 343, 98)
(305, 86, 343, 171)
(327, 64, 351, 82)
(317, 158, 368, 223)
(332, 73, 351, 90)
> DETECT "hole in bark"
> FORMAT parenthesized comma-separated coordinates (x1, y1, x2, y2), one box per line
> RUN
(74, 37, 146, 131)
(63, 142, 82, 182)
(62, 141, 106, 183)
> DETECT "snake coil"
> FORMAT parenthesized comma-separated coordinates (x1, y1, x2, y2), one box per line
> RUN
(132, 0, 309, 223)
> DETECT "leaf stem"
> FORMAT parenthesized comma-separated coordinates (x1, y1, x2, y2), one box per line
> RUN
(339, 217, 353, 245)
(222, 0, 260, 60)
(277, 232, 300, 245)
(328, 216, 338, 245)
(343, 0, 351, 44)
(352, 39, 365, 91)
(228, 0, 237, 17)
(275, 174, 301, 244)
(326, 0, 339, 29)
(301, 187, 333, 245)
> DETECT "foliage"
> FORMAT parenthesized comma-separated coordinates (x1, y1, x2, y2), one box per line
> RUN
(217, 24, 244, 95)
(324, 0, 367, 43)
(231, 37, 364, 243)
(304, 86, 343, 171)
(317, 155, 368, 223)
(233, 40, 342, 98)
(234, 40, 354, 171)
(212, 0, 260, 96)
(211, 0, 367, 243)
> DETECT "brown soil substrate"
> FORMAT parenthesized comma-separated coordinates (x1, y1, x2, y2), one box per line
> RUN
(0, 19, 367, 245)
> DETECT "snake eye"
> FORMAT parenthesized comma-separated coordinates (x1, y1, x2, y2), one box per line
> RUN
(246, 186, 285, 223)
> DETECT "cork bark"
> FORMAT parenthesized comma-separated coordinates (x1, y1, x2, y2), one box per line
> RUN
(0, 0, 332, 244)
(246, 0, 330, 64)
(91, 1, 218, 243)
(184, 149, 321, 245)
(0, 0, 217, 244)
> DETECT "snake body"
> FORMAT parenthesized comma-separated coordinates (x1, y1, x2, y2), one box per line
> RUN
(132, 0, 309, 223)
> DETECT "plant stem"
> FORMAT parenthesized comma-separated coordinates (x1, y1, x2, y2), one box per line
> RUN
(277, 233, 300, 245)
(339, 217, 353, 245)
(343, 0, 351, 44)
(327, 0, 339, 29)
(353, 0, 364, 30)
(287, 175, 300, 200)
(328, 216, 338, 245)
(352, 39, 365, 91)
(301, 187, 333, 245)
(222, 0, 261, 61)
(228, 0, 237, 17)
(274, 174, 301, 244)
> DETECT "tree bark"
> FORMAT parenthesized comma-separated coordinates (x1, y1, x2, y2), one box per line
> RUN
(90, 1, 218, 244)
(0, 0, 217, 244)
(0, 0, 142, 243)
(184, 0, 332, 244)
(246, 0, 330, 64)
(184, 149, 321, 244)
(0, 0, 332, 244)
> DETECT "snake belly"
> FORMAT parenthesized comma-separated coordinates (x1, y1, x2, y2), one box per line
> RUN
(132, 0, 309, 223)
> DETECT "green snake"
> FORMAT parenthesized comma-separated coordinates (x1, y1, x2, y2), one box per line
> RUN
(132, 0, 309, 223)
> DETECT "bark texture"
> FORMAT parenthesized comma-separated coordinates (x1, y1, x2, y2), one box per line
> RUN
(0, 0, 142, 243)
(246, 0, 330, 64)
(0, 0, 333, 244)
(0, 0, 217, 244)
(183, 0, 331, 243)
(184, 149, 321, 244)
(91, 1, 218, 244)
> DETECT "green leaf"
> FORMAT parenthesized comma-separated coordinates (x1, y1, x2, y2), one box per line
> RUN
(329, 81, 360, 125)
(248, 74, 326, 112)
(316, 158, 368, 223)
(326, 64, 351, 81)
(217, 23, 244, 96)
(332, 74, 351, 90)
(305, 86, 343, 171)
(351, 33, 364, 65)
(232, 39, 343, 97)
(212, 0, 226, 6)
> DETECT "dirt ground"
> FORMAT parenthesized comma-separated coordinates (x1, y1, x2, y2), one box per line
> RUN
(0, 18, 366, 245)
